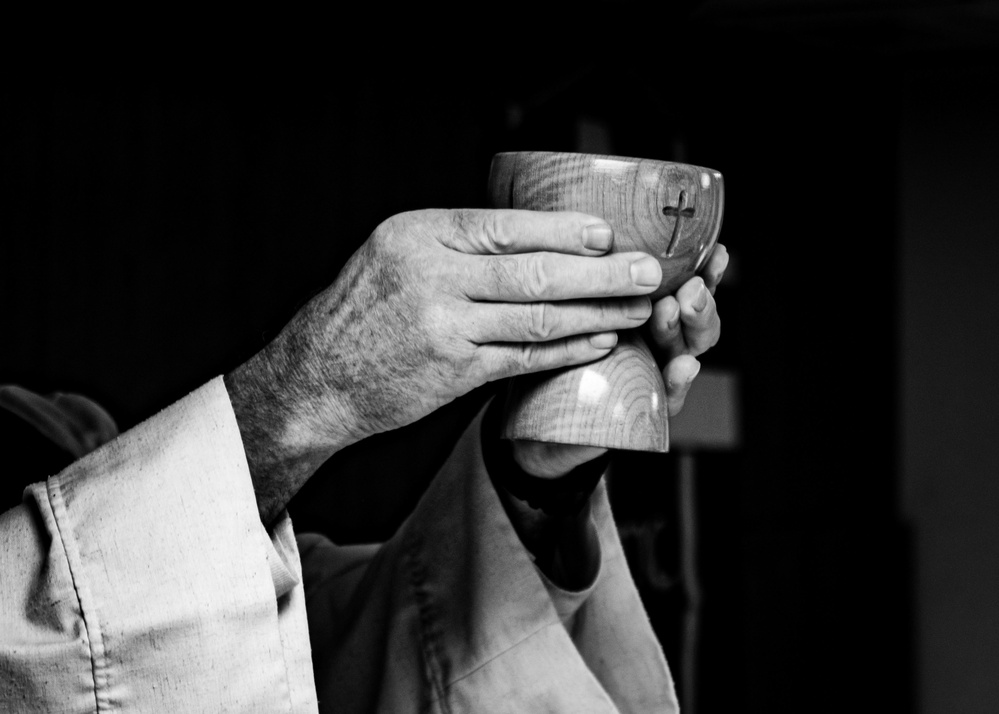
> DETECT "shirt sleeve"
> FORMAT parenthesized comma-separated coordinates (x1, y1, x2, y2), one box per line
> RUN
(300, 403, 678, 714)
(0, 377, 318, 713)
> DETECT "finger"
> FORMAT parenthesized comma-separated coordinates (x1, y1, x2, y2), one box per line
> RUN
(701, 243, 729, 295)
(647, 295, 683, 360)
(443, 208, 616, 257)
(469, 297, 652, 344)
(512, 440, 608, 479)
(478, 331, 619, 381)
(464, 251, 662, 302)
(664, 355, 701, 417)
(677, 276, 721, 357)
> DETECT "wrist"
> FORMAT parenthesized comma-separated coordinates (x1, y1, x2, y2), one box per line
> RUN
(224, 343, 353, 524)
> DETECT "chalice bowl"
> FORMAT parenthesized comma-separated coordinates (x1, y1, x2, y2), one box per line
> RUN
(488, 151, 725, 452)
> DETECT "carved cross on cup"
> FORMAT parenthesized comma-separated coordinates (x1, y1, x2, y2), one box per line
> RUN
(663, 189, 697, 257)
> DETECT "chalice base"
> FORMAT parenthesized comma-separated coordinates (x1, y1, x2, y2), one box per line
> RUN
(502, 331, 668, 453)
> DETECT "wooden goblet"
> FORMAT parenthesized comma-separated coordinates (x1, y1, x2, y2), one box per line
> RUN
(488, 151, 725, 452)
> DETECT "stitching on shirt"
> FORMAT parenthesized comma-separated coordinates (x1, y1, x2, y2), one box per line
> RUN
(439, 617, 559, 692)
(403, 527, 572, 707)
(47, 475, 110, 713)
(261, 521, 297, 714)
(404, 530, 453, 714)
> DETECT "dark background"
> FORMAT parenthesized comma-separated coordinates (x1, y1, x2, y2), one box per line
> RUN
(3, 2, 999, 711)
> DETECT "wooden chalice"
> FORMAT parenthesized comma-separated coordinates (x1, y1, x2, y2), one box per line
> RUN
(488, 151, 724, 452)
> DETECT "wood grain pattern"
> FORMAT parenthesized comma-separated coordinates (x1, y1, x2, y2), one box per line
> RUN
(489, 151, 725, 452)
(502, 331, 668, 451)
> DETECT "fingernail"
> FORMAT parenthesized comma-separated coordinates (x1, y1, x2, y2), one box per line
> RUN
(688, 361, 702, 381)
(693, 280, 708, 311)
(665, 300, 680, 327)
(626, 298, 652, 320)
(630, 257, 662, 287)
(589, 332, 618, 349)
(583, 224, 613, 252)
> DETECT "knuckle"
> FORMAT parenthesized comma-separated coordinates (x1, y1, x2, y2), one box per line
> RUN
(527, 302, 556, 341)
(513, 340, 573, 374)
(484, 213, 513, 253)
(523, 254, 551, 299)
(516, 343, 541, 372)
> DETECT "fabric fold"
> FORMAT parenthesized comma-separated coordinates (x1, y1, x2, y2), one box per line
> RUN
(1, 377, 318, 713)
(303, 404, 677, 713)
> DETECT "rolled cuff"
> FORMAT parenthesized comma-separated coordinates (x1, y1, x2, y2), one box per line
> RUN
(3, 377, 316, 713)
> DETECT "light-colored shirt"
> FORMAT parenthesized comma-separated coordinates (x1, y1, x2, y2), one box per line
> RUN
(0, 378, 677, 712)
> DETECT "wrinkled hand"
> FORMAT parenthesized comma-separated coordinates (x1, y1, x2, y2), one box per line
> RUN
(277, 209, 669, 444)
(227, 208, 667, 522)
(511, 243, 729, 478)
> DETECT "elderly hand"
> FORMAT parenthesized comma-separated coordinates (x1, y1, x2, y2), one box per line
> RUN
(226, 209, 668, 523)
(510, 243, 729, 478)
